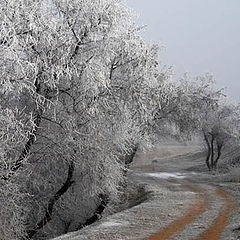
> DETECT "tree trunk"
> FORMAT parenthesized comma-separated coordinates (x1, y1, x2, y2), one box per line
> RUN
(203, 132, 211, 171)
(210, 134, 215, 170)
(124, 144, 138, 167)
(26, 161, 75, 239)
(213, 140, 223, 170)
(122, 144, 139, 187)
(79, 194, 109, 228)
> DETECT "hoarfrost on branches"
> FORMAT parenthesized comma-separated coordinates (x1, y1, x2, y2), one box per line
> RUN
(0, 0, 167, 239)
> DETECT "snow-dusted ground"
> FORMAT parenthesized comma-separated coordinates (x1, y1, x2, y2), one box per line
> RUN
(142, 172, 186, 179)
(52, 144, 240, 240)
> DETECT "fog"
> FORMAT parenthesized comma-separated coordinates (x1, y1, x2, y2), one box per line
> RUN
(126, 0, 240, 101)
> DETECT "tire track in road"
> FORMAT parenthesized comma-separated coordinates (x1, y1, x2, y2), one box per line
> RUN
(144, 184, 209, 240)
(145, 184, 236, 240)
(196, 188, 236, 240)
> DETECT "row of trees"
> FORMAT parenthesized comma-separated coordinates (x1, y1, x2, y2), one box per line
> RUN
(154, 73, 240, 171)
(0, 0, 239, 239)
(154, 73, 240, 170)
(0, 0, 165, 239)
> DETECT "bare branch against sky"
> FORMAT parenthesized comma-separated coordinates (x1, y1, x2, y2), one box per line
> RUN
(125, 0, 240, 101)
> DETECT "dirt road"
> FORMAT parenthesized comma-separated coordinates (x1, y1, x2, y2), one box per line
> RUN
(135, 145, 237, 240)
(53, 144, 238, 240)
(144, 183, 236, 240)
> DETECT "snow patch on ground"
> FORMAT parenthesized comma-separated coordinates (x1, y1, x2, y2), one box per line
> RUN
(98, 220, 128, 228)
(187, 192, 197, 195)
(144, 172, 186, 179)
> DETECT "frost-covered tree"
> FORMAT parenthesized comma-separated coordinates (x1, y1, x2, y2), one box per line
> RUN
(201, 100, 240, 171)
(181, 75, 240, 171)
(0, 0, 166, 239)
(160, 73, 240, 171)
(152, 73, 220, 139)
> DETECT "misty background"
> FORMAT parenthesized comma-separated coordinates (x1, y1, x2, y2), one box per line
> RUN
(125, 0, 240, 101)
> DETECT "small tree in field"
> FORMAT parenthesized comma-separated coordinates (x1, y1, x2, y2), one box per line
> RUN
(201, 101, 240, 171)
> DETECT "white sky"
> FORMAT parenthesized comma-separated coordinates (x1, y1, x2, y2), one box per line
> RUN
(125, 0, 240, 101)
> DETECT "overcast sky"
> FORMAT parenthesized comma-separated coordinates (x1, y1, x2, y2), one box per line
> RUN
(125, 0, 240, 101)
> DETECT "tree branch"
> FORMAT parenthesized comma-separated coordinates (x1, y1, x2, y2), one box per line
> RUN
(2, 81, 43, 180)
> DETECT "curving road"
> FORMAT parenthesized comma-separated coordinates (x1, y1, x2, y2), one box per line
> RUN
(144, 183, 236, 240)
(137, 145, 237, 240)
(52, 144, 238, 240)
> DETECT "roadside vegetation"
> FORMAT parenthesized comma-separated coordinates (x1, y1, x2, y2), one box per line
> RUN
(0, 0, 239, 239)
